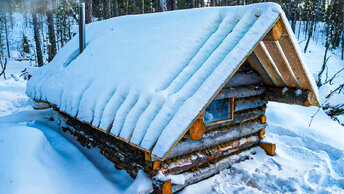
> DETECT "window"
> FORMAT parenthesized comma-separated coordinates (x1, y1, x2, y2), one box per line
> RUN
(204, 97, 235, 126)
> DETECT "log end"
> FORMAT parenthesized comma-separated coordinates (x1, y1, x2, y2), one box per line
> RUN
(153, 161, 161, 170)
(259, 129, 265, 137)
(145, 152, 152, 161)
(272, 21, 282, 41)
(260, 115, 267, 124)
(189, 119, 206, 141)
(153, 179, 172, 194)
(162, 179, 172, 194)
(263, 21, 283, 41)
(259, 142, 276, 156)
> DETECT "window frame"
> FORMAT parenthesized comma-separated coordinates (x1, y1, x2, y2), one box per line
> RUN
(204, 97, 235, 127)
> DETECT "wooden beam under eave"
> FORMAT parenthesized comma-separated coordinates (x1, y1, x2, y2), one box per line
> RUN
(253, 43, 285, 87)
(247, 53, 274, 86)
(263, 41, 299, 88)
(278, 20, 320, 106)
(265, 87, 312, 106)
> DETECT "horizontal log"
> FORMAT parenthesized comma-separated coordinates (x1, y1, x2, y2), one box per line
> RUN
(225, 71, 262, 88)
(167, 121, 266, 159)
(214, 84, 265, 100)
(235, 96, 268, 112)
(206, 108, 265, 130)
(33, 101, 52, 110)
(160, 135, 259, 175)
(170, 149, 257, 193)
(50, 110, 144, 177)
(264, 87, 311, 106)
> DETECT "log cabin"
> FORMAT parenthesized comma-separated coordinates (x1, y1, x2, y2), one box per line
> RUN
(27, 3, 320, 193)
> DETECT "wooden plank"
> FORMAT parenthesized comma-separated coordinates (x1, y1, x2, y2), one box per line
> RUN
(253, 43, 285, 87)
(160, 135, 259, 175)
(247, 53, 274, 86)
(235, 96, 268, 112)
(166, 121, 266, 159)
(259, 141, 276, 156)
(214, 84, 265, 100)
(278, 20, 320, 106)
(224, 71, 262, 88)
(206, 108, 265, 131)
(169, 149, 256, 193)
(263, 41, 299, 88)
(264, 87, 312, 106)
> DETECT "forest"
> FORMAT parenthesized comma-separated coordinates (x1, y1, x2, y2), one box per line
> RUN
(0, 0, 343, 124)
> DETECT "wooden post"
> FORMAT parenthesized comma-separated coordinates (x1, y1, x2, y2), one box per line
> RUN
(259, 141, 276, 156)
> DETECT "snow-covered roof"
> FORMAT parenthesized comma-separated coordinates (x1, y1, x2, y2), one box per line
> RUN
(27, 3, 319, 160)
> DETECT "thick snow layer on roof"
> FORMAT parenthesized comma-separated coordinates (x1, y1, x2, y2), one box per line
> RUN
(27, 3, 284, 159)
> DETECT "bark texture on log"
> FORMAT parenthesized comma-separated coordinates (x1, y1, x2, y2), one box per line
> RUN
(225, 71, 262, 88)
(167, 121, 266, 159)
(168, 149, 257, 193)
(264, 87, 311, 106)
(160, 135, 259, 175)
(50, 109, 145, 177)
(206, 108, 265, 131)
(235, 96, 268, 112)
(214, 84, 265, 100)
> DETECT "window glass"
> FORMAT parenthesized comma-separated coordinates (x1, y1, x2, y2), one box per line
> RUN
(204, 98, 233, 124)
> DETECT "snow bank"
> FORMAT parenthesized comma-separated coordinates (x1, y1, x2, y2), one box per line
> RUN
(0, 123, 117, 193)
(26, 3, 284, 159)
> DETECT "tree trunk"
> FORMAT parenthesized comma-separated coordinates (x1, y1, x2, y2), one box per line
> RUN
(32, 13, 44, 67)
(85, 0, 93, 24)
(47, 1, 57, 62)
(103, 0, 111, 19)
(170, 0, 176, 10)
(4, 14, 10, 58)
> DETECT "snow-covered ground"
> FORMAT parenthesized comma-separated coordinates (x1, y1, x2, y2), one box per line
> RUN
(0, 25, 344, 194)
